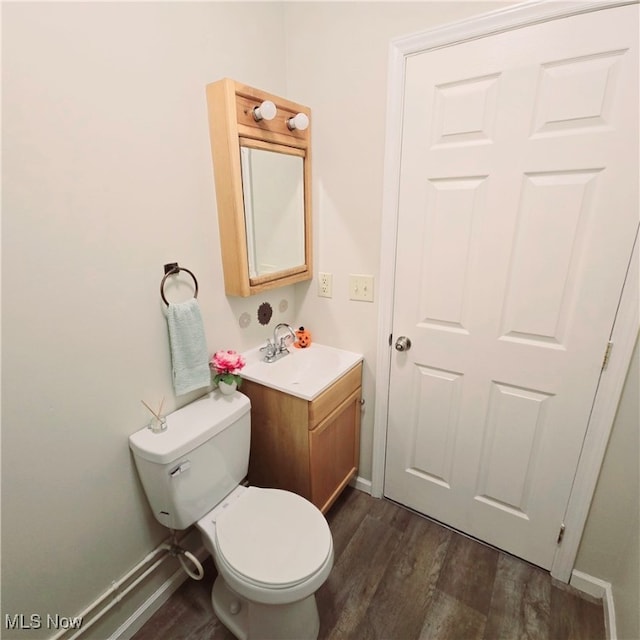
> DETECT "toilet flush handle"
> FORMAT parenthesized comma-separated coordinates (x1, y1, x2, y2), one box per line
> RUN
(169, 460, 191, 477)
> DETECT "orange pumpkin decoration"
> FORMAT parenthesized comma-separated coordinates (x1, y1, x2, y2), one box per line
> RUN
(294, 326, 312, 349)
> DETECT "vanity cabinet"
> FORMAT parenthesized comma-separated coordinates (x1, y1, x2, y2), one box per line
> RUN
(243, 363, 362, 513)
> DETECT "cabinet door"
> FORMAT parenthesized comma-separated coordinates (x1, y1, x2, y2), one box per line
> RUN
(244, 380, 311, 498)
(309, 388, 361, 513)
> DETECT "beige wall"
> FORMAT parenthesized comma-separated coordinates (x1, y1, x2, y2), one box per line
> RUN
(1, 3, 294, 637)
(2, 2, 637, 638)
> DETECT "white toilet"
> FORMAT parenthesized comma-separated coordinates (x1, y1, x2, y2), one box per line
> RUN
(129, 391, 333, 640)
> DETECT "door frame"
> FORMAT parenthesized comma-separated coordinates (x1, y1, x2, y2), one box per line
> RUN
(372, 0, 639, 582)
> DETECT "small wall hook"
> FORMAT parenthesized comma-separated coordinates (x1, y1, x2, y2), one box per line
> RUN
(164, 262, 179, 275)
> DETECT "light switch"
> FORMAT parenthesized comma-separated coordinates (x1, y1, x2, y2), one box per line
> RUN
(349, 274, 374, 302)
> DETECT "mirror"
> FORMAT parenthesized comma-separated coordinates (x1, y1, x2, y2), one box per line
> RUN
(205, 78, 312, 297)
(240, 145, 305, 278)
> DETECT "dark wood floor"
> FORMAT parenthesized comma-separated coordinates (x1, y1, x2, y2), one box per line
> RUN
(132, 486, 605, 640)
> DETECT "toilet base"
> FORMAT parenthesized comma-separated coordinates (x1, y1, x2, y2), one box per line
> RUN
(212, 576, 320, 640)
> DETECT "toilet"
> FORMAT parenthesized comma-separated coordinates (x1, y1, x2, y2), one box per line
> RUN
(129, 391, 333, 640)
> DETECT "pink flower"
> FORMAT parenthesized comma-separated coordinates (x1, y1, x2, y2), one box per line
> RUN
(210, 350, 245, 387)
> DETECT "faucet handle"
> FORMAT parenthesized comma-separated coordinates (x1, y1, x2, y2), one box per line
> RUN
(260, 338, 274, 351)
(260, 339, 277, 360)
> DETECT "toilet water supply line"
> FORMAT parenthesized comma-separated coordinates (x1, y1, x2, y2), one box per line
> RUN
(167, 540, 205, 581)
(48, 532, 204, 640)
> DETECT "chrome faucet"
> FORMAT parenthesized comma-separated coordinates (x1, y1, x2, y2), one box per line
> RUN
(261, 323, 297, 363)
(273, 323, 297, 353)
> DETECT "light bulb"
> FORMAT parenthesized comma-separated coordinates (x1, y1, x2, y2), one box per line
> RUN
(252, 100, 277, 122)
(287, 113, 309, 131)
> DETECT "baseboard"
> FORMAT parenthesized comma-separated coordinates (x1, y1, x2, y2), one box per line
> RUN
(570, 569, 607, 597)
(570, 570, 616, 640)
(110, 546, 208, 640)
(350, 475, 372, 495)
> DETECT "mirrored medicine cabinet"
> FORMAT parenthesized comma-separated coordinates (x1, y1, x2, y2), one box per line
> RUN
(206, 78, 312, 297)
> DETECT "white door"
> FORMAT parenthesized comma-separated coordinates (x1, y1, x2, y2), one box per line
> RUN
(384, 5, 638, 569)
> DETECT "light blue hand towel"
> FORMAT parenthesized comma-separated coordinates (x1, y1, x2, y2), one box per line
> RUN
(166, 299, 210, 396)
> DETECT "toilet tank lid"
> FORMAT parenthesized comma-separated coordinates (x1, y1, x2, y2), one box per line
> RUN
(129, 391, 250, 465)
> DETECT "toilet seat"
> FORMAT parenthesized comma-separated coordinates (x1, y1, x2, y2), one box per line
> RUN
(214, 487, 333, 590)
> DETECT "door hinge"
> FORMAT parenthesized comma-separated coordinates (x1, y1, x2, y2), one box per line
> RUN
(602, 341, 614, 371)
(557, 523, 566, 545)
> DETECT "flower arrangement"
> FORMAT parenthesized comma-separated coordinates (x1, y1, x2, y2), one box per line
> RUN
(210, 350, 246, 388)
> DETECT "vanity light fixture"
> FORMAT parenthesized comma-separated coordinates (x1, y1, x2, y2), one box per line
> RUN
(287, 113, 309, 131)
(252, 100, 277, 122)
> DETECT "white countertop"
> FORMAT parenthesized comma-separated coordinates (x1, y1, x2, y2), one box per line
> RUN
(241, 342, 363, 401)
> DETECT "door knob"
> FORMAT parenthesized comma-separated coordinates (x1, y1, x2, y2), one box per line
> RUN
(395, 336, 412, 352)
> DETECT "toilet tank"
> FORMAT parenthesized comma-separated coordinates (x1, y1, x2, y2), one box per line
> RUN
(129, 391, 250, 530)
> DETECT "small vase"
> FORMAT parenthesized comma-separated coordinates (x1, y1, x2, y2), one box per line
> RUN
(218, 380, 237, 396)
(149, 415, 167, 433)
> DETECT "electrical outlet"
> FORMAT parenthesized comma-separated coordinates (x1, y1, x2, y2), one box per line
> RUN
(349, 274, 374, 302)
(318, 272, 333, 298)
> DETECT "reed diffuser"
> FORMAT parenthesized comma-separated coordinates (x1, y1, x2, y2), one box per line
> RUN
(141, 398, 167, 433)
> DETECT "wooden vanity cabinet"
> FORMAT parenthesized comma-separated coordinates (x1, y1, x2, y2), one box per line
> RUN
(243, 363, 362, 513)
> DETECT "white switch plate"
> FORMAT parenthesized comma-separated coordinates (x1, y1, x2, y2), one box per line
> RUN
(318, 272, 332, 298)
(349, 274, 374, 302)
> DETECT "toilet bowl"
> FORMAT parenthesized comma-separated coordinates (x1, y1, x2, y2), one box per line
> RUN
(197, 485, 333, 640)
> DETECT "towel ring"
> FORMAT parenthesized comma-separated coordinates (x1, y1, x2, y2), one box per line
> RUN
(161, 263, 199, 306)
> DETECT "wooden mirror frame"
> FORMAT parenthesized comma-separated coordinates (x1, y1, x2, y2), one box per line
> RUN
(206, 78, 312, 297)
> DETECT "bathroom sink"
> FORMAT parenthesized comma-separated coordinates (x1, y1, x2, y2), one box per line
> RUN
(241, 343, 363, 401)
